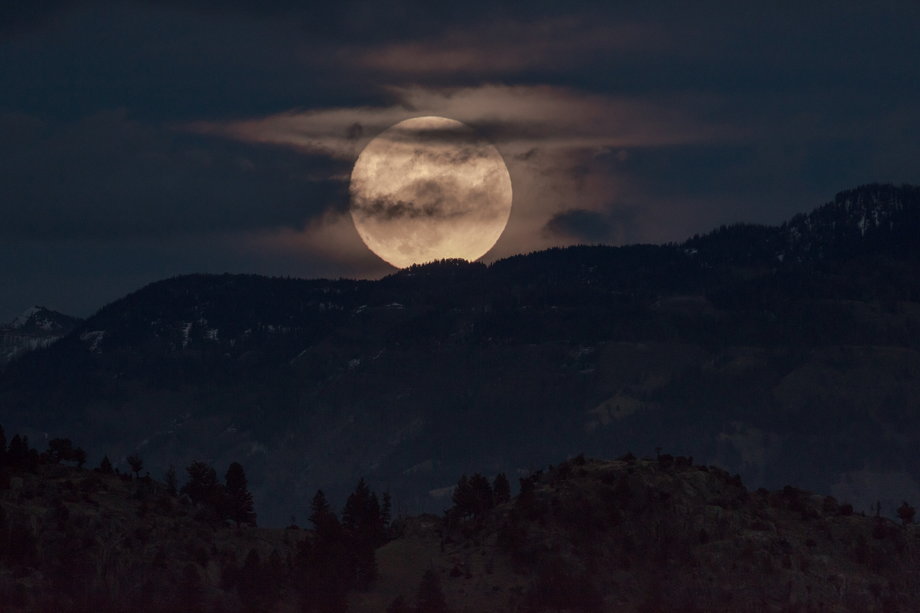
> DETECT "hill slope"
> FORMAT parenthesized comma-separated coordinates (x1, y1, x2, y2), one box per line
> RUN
(5, 448, 919, 612)
(2, 184, 920, 526)
(359, 454, 920, 613)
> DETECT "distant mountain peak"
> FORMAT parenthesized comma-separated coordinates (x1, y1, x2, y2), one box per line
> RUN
(5, 305, 79, 334)
(685, 183, 920, 265)
(1, 306, 81, 366)
(9, 306, 45, 329)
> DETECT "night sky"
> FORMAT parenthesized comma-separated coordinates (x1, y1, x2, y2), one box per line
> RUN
(3, 1, 920, 320)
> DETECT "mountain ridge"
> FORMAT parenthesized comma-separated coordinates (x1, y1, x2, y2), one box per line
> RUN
(2, 184, 920, 527)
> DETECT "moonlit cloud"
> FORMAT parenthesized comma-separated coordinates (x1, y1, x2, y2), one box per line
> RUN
(2, 0, 920, 318)
(191, 85, 736, 159)
(346, 18, 661, 76)
(187, 84, 742, 262)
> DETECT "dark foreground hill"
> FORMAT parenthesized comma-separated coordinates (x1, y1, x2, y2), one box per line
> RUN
(0, 459, 301, 612)
(3, 445, 920, 612)
(365, 454, 920, 613)
(3, 184, 920, 526)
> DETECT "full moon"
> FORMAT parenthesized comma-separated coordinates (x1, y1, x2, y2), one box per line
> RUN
(349, 116, 513, 268)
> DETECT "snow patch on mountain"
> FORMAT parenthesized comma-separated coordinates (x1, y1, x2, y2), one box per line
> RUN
(80, 330, 106, 353)
(1, 306, 81, 366)
(10, 306, 43, 329)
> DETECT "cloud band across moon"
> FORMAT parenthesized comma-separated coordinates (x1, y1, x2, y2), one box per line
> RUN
(348, 116, 512, 268)
(184, 84, 740, 267)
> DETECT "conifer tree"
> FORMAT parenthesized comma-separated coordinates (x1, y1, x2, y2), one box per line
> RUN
(382, 491, 392, 530)
(127, 454, 144, 479)
(182, 461, 222, 509)
(309, 489, 335, 532)
(225, 462, 257, 527)
(468, 473, 494, 517)
(7, 435, 27, 467)
(452, 475, 475, 518)
(47, 438, 73, 463)
(493, 473, 511, 505)
(342, 478, 382, 585)
(164, 465, 177, 495)
(898, 501, 916, 525)
(304, 490, 349, 613)
(98, 455, 114, 474)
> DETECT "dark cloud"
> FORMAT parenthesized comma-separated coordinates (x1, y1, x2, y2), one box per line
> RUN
(543, 206, 640, 245)
(0, 3, 383, 121)
(0, 0, 563, 43)
(544, 209, 612, 243)
(2, 0, 920, 319)
(0, 1, 77, 36)
(0, 110, 348, 240)
(352, 179, 481, 222)
(353, 197, 450, 221)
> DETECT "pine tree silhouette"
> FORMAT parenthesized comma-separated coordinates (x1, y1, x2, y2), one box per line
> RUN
(225, 462, 257, 527)
(127, 454, 143, 479)
(493, 473, 511, 505)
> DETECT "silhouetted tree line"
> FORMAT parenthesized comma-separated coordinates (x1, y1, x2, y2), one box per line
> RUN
(220, 478, 397, 613)
(0, 426, 40, 474)
(292, 480, 392, 612)
(180, 460, 257, 527)
(448, 472, 511, 523)
(0, 423, 401, 610)
(0, 423, 258, 531)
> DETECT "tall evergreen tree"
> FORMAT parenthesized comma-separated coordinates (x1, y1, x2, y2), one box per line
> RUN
(304, 490, 349, 613)
(7, 434, 22, 460)
(342, 478, 383, 586)
(225, 462, 257, 527)
(493, 473, 511, 505)
(309, 490, 334, 532)
(127, 454, 143, 479)
(47, 438, 73, 463)
(468, 473, 494, 517)
(452, 475, 475, 518)
(381, 491, 392, 533)
(898, 501, 916, 525)
(7, 435, 27, 467)
(343, 478, 386, 545)
(164, 465, 177, 495)
(97, 455, 114, 474)
(182, 461, 221, 507)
